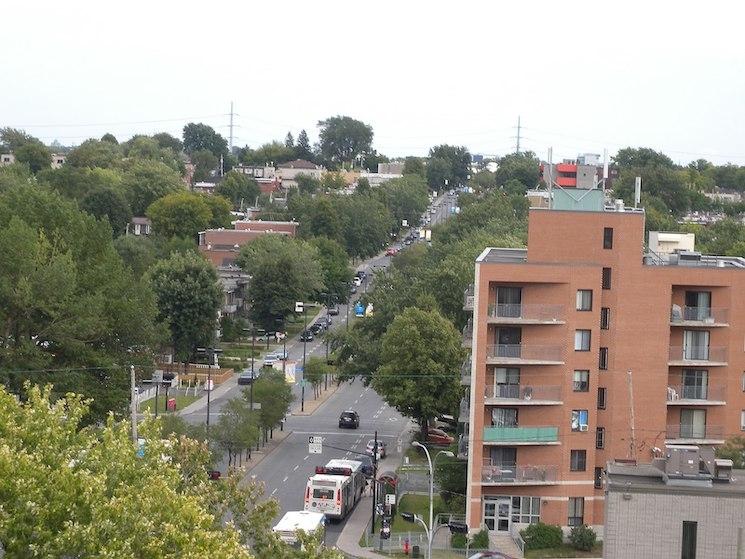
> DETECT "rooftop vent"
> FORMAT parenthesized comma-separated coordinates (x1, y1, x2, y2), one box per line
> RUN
(714, 459, 733, 483)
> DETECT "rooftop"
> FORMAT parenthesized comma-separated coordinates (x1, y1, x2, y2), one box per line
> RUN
(277, 159, 321, 170)
(606, 462, 745, 498)
(477, 247, 527, 264)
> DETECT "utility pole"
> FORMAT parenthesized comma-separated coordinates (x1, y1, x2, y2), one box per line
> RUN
(130, 365, 137, 442)
(515, 115, 521, 154)
(196, 347, 223, 440)
(301, 304, 308, 412)
(229, 101, 234, 152)
(371, 429, 378, 535)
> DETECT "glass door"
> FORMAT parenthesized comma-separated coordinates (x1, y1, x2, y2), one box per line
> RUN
(497, 287, 522, 318)
(685, 291, 711, 321)
(681, 408, 706, 438)
(496, 498, 511, 531)
(495, 367, 520, 399)
(682, 369, 708, 400)
(683, 330, 709, 360)
(497, 328, 522, 357)
(491, 408, 518, 427)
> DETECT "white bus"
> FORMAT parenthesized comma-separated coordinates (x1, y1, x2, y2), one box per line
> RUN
(304, 459, 366, 520)
(272, 510, 326, 548)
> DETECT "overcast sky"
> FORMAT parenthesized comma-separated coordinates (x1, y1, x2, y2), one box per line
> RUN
(3, 1, 744, 164)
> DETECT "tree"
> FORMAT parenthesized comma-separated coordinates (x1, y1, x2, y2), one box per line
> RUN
(66, 138, 121, 168)
(471, 170, 496, 190)
(428, 145, 471, 188)
(216, 170, 260, 208)
(338, 195, 393, 259)
(147, 191, 212, 239)
(0, 127, 35, 152)
(202, 193, 233, 228)
(38, 165, 123, 201)
(717, 436, 745, 468)
(304, 357, 331, 397)
(362, 149, 389, 172)
(403, 156, 425, 177)
(121, 160, 184, 215)
(613, 147, 675, 169)
(434, 453, 467, 510)
(213, 397, 260, 467)
(426, 157, 451, 191)
(182, 122, 228, 158)
(296, 173, 321, 195)
(372, 308, 464, 439)
(153, 131, 183, 153)
(317, 115, 373, 168)
(123, 136, 182, 173)
(101, 132, 119, 144)
(114, 235, 157, 278)
(356, 177, 371, 195)
(192, 148, 219, 182)
(242, 141, 296, 166)
(312, 237, 354, 305)
(285, 132, 295, 148)
(247, 368, 294, 434)
(302, 196, 342, 240)
(321, 172, 347, 191)
(380, 174, 429, 227)
(15, 141, 51, 173)
(494, 152, 540, 189)
(296, 129, 313, 161)
(81, 186, 133, 236)
(147, 251, 222, 361)
(237, 236, 325, 329)
(0, 185, 158, 422)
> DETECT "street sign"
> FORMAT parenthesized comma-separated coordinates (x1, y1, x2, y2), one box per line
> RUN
(308, 435, 323, 454)
(385, 494, 396, 506)
(402, 219, 408, 227)
(295, 301, 304, 313)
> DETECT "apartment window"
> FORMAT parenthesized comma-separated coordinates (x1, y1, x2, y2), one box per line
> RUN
(600, 307, 610, 330)
(573, 370, 589, 392)
(510, 496, 541, 524)
(682, 521, 698, 559)
(576, 290, 593, 311)
(496, 286, 522, 318)
(491, 407, 518, 428)
(596, 427, 605, 449)
(601, 267, 612, 289)
(574, 330, 591, 351)
(594, 467, 603, 489)
(568, 497, 584, 527)
(571, 410, 589, 432)
(680, 409, 706, 439)
(603, 227, 613, 249)
(683, 330, 709, 361)
(570, 450, 587, 472)
(681, 369, 708, 400)
(597, 387, 607, 410)
(685, 291, 711, 321)
(599, 347, 609, 370)
(741, 410, 745, 431)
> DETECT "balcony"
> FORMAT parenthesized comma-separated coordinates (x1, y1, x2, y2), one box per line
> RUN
(670, 306, 729, 327)
(668, 346, 727, 367)
(666, 424, 725, 443)
(464, 285, 475, 311)
(461, 358, 472, 386)
(666, 385, 726, 405)
(485, 384, 562, 405)
(486, 303, 565, 325)
(555, 176, 576, 187)
(462, 318, 473, 348)
(481, 463, 559, 485)
(486, 344, 564, 366)
(483, 426, 560, 446)
(459, 398, 470, 423)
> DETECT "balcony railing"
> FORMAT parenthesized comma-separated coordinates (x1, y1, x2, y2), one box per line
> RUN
(487, 303, 565, 323)
(483, 426, 559, 443)
(486, 344, 564, 362)
(463, 285, 475, 311)
(481, 463, 559, 484)
(670, 306, 729, 325)
(668, 346, 727, 363)
(459, 398, 469, 422)
(462, 318, 473, 346)
(666, 424, 724, 440)
(667, 384, 725, 402)
(485, 384, 562, 402)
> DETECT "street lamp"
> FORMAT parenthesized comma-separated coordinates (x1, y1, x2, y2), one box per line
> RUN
(195, 346, 223, 440)
(411, 441, 454, 559)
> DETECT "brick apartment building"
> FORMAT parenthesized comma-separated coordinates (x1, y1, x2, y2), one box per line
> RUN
(462, 194, 745, 537)
(198, 220, 298, 267)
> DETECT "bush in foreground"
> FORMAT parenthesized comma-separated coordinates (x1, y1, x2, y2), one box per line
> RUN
(569, 524, 597, 551)
(520, 522, 563, 550)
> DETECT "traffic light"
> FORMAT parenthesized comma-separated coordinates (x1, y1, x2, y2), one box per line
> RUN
(400, 512, 416, 523)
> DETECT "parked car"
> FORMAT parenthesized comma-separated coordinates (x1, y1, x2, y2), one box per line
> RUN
(327, 305, 339, 316)
(352, 276, 363, 287)
(263, 354, 279, 367)
(338, 410, 360, 429)
(468, 553, 515, 559)
(271, 349, 289, 360)
(427, 428, 454, 446)
(356, 455, 374, 476)
(349, 285, 358, 294)
(299, 330, 314, 342)
(365, 440, 387, 459)
(310, 322, 325, 335)
(237, 369, 258, 385)
(385, 247, 398, 256)
(355, 270, 367, 280)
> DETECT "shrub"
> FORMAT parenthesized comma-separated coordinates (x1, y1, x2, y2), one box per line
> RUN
(451, 533, 467, 549)
(569, 524, 597, 551)
(470, 528, 489, 549)
(520, 522, 563, 550)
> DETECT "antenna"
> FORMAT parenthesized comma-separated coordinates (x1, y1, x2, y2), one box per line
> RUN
(547, 147, 553, 210)
(603, 148, 609, 181)
(515, 116, 521, 154)
(634, 176, 642, 208)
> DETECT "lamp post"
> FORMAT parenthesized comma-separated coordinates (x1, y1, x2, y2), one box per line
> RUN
(298, 302, 308, 412)
(195, 346, 223, 440)
(412, 442, 454, 559)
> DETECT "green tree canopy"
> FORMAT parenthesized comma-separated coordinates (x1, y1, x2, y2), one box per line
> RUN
(295, 129, 314, 161)
(427, 145, 471, 189)
(372, 307, 465, 439)
(246, 368, 294, 432)
(0, 127, 36, 152)
(403, 156, 425, 177)
(243, 141, 296, 166)
(312, 236, 354, 304)
(147, 251, 222, 361)
(494, 152, 540, 189)
(202, 193, 233, 228)
(182, 122, 228, 158)
(297, 173, 321, 195)
(379, 174, 429, 227)
(191, 149, 220, 182)
(153, 131, 184, 153)
(317, 115, 373, 168)
(38, 165, 123, 201)
(66, 138, 122, 168)
(114, 235, 158, 278)
(147, 191, 213, 239)
(613, 147, 675, 169)
(81, 186, 133, 236)
(121, 159, 184, 215)
(215, 171, 260, 209)
(15, 140, 51, 173)
(337, 195, 393, 259)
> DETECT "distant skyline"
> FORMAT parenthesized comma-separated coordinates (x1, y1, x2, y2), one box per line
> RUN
(3, 1, 744, 165)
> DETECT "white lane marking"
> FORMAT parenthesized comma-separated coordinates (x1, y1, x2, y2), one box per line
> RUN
(304, 455, 309, 461)
(293, 464, 299, 471)
(271, 488, 277, 496)
(283, 476, 288, 482)
(354, 399, 359, 404)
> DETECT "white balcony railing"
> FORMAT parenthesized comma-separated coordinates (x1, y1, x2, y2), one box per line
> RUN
(486, 344, 564, 362)
(668, 346, 727, 363)
(485, 384, 561, 401)
(667, 384, 725, 402)
(487, 303, 565, 322)
(481, 463, 558, 483)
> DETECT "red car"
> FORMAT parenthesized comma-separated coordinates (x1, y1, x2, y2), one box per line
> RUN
(427, 428, 454, 446)
(385, 247, 398, 256)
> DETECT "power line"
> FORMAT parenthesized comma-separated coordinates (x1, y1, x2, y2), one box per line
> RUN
(4, 114, 228, 129)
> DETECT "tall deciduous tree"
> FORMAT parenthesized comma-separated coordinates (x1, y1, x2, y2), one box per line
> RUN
(182, 122, 228, 158)
(379, 174, 429, 227)
(66, 138, 121, 168)
(312, 236, 354, 305)
(317, 115, 373, 168)
(148, 251, 222, 361)
(338, 195, 392, 259)
(215, 171, 260, 209)
(81, 186, 133, 236)
(247, 368, 294, 433)
(191, 149, 220, 182)
(147, 191, 212, 239)
(121, 160, 184, 215)
(15, 141, 51, 173)
(494, 152, 539, 189)
(427, 145, 471, 189)
(372, 307, 464, 439)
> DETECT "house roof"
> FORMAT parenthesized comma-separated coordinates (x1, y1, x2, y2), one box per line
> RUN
(131, 217, 152, 225)
(277, 159, 320, 170)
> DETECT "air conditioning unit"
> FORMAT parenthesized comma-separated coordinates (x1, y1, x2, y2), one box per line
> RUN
(579, 424, 589, 432)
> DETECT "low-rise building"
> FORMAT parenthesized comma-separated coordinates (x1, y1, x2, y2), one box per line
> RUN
(198, 220, 298, 268)
(0, 153, 16, 166)
(51, 153, 66, 169)
(277, 159, 325, 189)
(127, 217, 151, 236)
(604, 446, 743, 559)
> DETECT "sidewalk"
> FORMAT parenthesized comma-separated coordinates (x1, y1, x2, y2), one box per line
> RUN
(292, 380, 339, 416)
(240, 427, 293, 475)
(335, 495, 381, 559)
(177, 374, 238, 416)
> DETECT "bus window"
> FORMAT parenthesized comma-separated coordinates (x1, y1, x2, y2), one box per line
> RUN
(313, 488, 334, 499)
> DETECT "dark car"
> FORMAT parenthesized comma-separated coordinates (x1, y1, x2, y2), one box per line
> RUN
(355, 270, 367, 280)
(237, 369, 258, 385)
(349, 285, 358, 294)
(299, 330, 314, 342)
(310, 322, 325, 335)
(328, 306, 340, 316)
(338, 410, 360, 429)
(355, 455, 374, 476)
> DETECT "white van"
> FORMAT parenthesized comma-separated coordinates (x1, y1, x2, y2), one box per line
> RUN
(273, 510, 326, 548)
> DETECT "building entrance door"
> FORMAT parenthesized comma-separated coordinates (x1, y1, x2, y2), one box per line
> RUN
(496, 498, 511, 531)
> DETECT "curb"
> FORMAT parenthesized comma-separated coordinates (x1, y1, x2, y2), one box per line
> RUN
(242, 429, 294, 476)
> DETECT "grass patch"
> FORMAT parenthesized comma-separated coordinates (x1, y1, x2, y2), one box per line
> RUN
(525, 543, 603, 558)
(370, 494, 448, 534)
(140, 393, 200, 414)
(402, 446, 428, 465)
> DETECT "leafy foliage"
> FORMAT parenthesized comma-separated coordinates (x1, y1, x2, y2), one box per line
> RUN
(182, 122, 228, 158)
(520, 523, 563, 550)
(247, 368, 294, 432)
(147, 191, 213, 239)
(716, 436, 745, 468)
(427, 145, 471, 190)
(121, 159, 184, 216)
(81, 186, 132, 236)
(569, 525, 597, 551)
(66, 138, 121, 168)
(215, 170, 260, 209)
(317, 115, 373, 168)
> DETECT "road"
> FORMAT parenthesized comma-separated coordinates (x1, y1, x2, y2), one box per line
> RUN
(181, 191, 459, 544)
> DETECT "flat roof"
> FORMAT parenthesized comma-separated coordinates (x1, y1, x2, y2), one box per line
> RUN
(606, 462, 745, 498)
(477, 247, 528, 264)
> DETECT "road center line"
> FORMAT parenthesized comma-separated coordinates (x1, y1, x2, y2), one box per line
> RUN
(293, 464, 299, 471)
(282, 476, 288, 482)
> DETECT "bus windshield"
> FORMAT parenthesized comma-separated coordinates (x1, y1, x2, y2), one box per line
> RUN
(313, 488, 334, 499)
